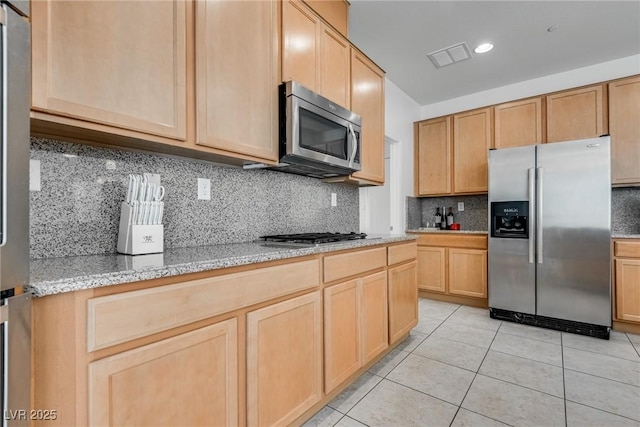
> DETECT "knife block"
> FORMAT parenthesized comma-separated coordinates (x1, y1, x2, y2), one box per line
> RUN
(117, 202, 164, 255)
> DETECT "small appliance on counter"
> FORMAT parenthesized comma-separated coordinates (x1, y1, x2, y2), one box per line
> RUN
(488, 136, 612, 339)
(117, 174, 165, 255)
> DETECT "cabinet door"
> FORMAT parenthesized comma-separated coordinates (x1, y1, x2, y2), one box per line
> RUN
(417, 247, 446, 292)
(31, 1, 187, 140)
(320, 25, 351, 107)
(494, 97, 544, 148)
(247, 292, 322, 427)
(546, 84, 607, 143)
(448, 249, 487, 298)
(305, 0, 349, 37)
(196, 0, 279, 162)
(324, 280, 361, 393)
(351, 49, 385, 184)
(388, 262, 418, 344)
(282, 0, 320, 91)
(609, 76, 640, 185)
(615, 259, 640, 323)
(361, 271, 389, 365)
(453, 107, 493, 193)
(89, 319, 238, 427)
(415, 117, 452, 196)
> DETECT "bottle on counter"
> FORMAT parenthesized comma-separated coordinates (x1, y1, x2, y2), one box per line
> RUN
(434, 207, 442, 229)
(447, 207, 454, 229)
(440, 207, 447, 230)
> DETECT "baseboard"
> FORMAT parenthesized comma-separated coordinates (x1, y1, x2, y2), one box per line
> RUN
(418, 290, 488, 308)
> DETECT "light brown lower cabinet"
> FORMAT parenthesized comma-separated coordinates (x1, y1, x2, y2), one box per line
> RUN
(324, 271, 389, 393)
(413, 233, 488, 306)
(388, 261, 418, 343)
(246, 291, 323, 427)
(88, 319, 238, 427)
(34, 242, 418, 427)
(613, 240, 640, 325)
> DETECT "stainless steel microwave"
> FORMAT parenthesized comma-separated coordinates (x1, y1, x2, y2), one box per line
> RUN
(275, 81, 362, 178)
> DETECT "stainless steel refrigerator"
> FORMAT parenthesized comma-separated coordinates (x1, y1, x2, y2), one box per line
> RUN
(0, 0, 31, 425)
(488, 136, 611, 339)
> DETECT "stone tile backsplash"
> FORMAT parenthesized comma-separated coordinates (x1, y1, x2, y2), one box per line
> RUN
(407, 187, 640, 234)
(30, 138, 359, 259)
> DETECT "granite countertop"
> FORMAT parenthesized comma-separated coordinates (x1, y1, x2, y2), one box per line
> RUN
(612, 233, 640, 239)
(406, 228, 488, 235)
(27, 234, 416, 297)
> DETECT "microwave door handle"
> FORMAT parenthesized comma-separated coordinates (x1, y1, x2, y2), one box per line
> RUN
(348, 124, 357, 167)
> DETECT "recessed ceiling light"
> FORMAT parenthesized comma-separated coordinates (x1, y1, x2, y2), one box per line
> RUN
(474, 43, 494, 54)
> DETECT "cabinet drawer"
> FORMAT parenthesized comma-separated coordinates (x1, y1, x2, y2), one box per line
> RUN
(614, 240, 640, 258)
(87, 259, 320, 351)
(388, 242, 417, 265)
(415, 234, 488, 250)
(324, 247, 387, 283)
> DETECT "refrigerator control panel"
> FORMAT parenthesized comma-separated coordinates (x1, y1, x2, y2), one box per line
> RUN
(491, 201, 529, 239)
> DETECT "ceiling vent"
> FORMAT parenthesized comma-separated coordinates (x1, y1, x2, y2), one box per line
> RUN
(427, 42, 472, 69)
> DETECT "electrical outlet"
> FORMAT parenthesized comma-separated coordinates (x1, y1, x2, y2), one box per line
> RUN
(331, 193, 337, 207)
(105, 160, 116, 170)
(30, 159, 41, 192)
(197, 178, 211, 200)
(458, 202, 465, 211)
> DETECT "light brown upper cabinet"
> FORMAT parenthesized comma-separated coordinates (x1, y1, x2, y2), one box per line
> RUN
(282, 0, 350, 107)
(546, 84, 608, 143)
(282, 0, 320, 92)
(320, 26, 351, 107)
(609, 75, 640, 185)
(303, 0, 349, 37)
(494, 97, 544, 148)
(453, 107, 494, 193)
(351, 49, 386, 184)
(31, 1, 187, 142)
(195, 0, 279, 163)
(414, 117, 452, 196)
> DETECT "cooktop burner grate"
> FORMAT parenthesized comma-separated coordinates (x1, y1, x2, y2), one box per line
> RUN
(259, 232, 367, 244)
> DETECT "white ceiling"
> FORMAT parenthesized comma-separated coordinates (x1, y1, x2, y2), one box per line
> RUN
(348, 1, 640, 106)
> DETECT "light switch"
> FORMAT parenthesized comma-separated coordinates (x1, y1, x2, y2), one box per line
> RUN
(331, 193, 337, 207)
(458, 202, 465, 211)
(30, 159, 41, 192)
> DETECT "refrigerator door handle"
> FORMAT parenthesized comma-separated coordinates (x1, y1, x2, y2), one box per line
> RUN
(0, 5, 7, 247)
(528, 168, 535, 264)
(536, 167, 543, 264)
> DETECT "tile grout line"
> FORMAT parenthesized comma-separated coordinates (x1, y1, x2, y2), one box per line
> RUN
(447, 317, 502, 427)
(624, 332, 640, 358)
(561, 342, 640, 363)
(563, 366, 640, 388)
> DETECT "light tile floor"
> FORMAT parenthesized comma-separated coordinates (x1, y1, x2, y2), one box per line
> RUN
(303, 297, 640, 427)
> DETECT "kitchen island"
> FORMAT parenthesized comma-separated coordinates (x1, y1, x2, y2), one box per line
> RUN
(30, 235, 418, 427)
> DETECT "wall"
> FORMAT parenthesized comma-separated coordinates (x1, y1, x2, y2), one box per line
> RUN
(421, 54, 640, 119)
(29, 138, 359, 259)
(360, 78, 420, 233)
(406, 188, 640, 235)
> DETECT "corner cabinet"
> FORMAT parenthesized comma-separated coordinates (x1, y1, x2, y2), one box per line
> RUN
(453, 107, 493, 194)
(351, 49, 386, 184)
(89, 320, 238, 427)
(195, 0, 279, 162)
(246, 292, 323, 427)
(31, 0, 188, 142)
(546, 84, 607, 143)
(609, 75, 640, 185)
(414, 117, 452, 196)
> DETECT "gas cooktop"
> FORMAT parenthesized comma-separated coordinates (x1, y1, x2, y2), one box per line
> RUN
(258, 232, 367, 246)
